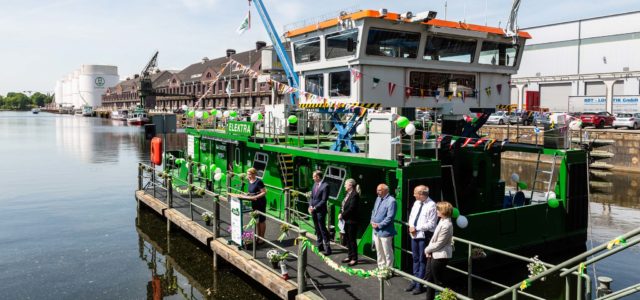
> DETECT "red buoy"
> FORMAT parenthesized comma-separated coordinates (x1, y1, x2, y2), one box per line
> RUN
(150, 137, 162, 165)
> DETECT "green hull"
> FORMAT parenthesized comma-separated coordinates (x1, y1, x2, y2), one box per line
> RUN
(167, 127, 589, 271)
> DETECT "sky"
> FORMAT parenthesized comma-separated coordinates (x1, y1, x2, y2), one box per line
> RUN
(1, 0, 639, 97)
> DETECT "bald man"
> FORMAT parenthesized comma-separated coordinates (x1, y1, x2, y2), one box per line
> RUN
(370, 184, 397, 268)
(405, 185, 437, 294)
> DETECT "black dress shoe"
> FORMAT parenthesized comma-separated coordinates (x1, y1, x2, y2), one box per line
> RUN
(412, 287, 425, 295)
(323, 248, 332, 256)
(404, 283, 415, 292)
(348, 260, 358, 267)
(341, 258, 351, 263)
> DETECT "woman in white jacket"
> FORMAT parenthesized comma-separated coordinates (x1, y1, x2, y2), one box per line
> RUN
(424, 201, 454, 300)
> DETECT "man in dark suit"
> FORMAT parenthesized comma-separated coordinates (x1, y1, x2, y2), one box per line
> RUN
(309, 170, 331, 255)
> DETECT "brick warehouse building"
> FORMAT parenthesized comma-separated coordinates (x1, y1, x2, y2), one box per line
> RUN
(101, 42, 288, 112)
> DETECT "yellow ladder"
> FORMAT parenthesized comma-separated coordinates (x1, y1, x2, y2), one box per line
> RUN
(277, 154, 294, 189)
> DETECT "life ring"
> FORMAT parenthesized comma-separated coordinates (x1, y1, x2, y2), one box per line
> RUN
(150, 137, 162, 165)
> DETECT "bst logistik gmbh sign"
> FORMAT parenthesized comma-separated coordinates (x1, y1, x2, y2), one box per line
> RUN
(226, 121, 254, 136)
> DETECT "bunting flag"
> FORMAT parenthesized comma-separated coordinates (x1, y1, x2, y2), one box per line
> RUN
(496, 84, 502, 95)
(388, 82, 396, 96)
(372, 77, 380, 88)
(225, 80, 232, 95)
(236, 12, 251, 35)
(485, 139, 496, 150)
(462, 138, 473, 147)
(449, 138, 457, 150)
(350, 68, 362, 83)
(473, 138, 486, 147)
(405, 87, 412, 99)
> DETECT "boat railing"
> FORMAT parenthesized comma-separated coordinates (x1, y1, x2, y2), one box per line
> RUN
(394, 218, 592, 299)
(137, 163, 311, 295)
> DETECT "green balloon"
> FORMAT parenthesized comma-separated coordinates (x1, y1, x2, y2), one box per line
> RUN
(230, 111, 238, 117)
(452, 208, 460, 218)
(288, 115, 298, 124)
(210, 109, 217, 115)
(548, 198, 560, 208)
(187, 111, 195, 118)
(396, 116, 410, 128)
(203, 112, 210, 119)
(257, 113, 263, 120)
(517, 181, 528, 190)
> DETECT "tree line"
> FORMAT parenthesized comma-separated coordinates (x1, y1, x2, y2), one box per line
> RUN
(0, 92, 54, 110)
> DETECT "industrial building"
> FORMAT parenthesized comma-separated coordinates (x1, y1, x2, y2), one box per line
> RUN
(511, 11, 640, 113)
(55, 65, 119, 110)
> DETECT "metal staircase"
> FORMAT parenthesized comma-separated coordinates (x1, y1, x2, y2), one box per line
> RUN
(277, 154, 294, 189)
(530, 152, 561, 201)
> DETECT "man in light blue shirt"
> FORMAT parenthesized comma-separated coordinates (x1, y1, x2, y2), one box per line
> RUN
(370, 183, 397, 268)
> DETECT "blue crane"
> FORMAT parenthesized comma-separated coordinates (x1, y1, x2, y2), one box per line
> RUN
(249, 0, 362, 153)
(250, 0, 299, 105)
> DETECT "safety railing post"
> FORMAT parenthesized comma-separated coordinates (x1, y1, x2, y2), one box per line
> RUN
(467, 244, 473, 297)
(252, 221, 257, 258)
(379, 278, 385, 300)
(577, 273, 583, 300)
(188, 165, 194, 221)
(284, 188, 291, 224)
(138, 163, 143, 191)
(167, 176, 173, 208)
(214, 195, 220, 237)
(152, 168, 156, 199)
(297, 230, 307, 295)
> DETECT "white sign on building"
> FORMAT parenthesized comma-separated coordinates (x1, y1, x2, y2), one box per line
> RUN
(568, 96, 640, 113)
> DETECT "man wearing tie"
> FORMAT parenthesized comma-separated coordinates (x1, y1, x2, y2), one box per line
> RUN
(370, 184, 397, 268)
(309, 170, 331, 255)
(405, 185, 437, 294)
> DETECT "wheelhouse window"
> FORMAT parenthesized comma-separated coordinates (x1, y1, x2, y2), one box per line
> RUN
(252, 152, 268, 178)
(305, 74, 324, 96)
(366, 28, 420, 58)
(408, 71, 477, 97)
(321, 166, 347, 199)
(325, 29, 358, 59)
(478, 42, 519, 66)
(424, 36, 477, 63)
(294, 37, 321, 63)
(329, 71, 350, 97)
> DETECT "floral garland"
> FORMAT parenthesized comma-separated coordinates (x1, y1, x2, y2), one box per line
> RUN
(277, 224, 290, 242)
(296, 237, 392, 279)
(519, 279, 531, 291)
(243, 211, 260, 230)
(606, 236, 627, 250)
(527, 255, 547, 282)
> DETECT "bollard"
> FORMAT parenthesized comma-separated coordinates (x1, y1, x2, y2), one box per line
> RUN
(297, 231, 307, 295)
(167, 177, 173, 208)
(596, 276, 613, 297)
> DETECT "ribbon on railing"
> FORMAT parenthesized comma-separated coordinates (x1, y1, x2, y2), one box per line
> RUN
(519, 279, 531, 291)
(296, 237, 392, 279)
(606, 236, 627, 250)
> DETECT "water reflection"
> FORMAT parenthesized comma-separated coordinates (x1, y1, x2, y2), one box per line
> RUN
(136, 205, 272, 300)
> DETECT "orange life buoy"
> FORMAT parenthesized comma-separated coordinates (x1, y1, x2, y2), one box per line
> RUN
(150, 137, 162, 165)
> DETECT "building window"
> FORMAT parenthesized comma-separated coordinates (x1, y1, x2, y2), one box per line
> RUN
(479, 42, 519, 66)
(329, 71, 350, 97)
(305, 74, 324, 96)
(424, 36, 477, 63)
(366, 28, 420, 58)
(325, 29, 358, 59)
(294, 37, 321, 63)
(408, 71, 477, 97)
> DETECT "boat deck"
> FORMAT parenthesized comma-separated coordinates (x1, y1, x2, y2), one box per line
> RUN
(136, 183, 455, 300)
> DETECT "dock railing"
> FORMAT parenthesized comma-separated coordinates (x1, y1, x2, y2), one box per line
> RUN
(138, 163, 310, 295)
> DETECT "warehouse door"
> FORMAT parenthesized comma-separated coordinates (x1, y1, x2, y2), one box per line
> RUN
(540, 83, 571, 112)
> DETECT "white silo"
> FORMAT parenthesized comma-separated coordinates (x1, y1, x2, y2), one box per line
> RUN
(55, 79, 64, 105)
(71, 69, 81, 108)
(63, 74, 73, 106)
(78, 65, 119, 109)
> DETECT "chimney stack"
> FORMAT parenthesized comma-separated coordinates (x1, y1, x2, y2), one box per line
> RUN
(226, 49, 236, 58)
(256, 41, 267, 51)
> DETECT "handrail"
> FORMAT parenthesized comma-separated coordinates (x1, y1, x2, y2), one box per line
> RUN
(486, 227, 640, 299)
(391, 268, 473, 300)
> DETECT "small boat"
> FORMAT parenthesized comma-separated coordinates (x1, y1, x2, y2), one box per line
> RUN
(127, 107, 149, 126)
(31, 108, 40, 114)
(111, 109, 129, 121)
(82, 105, 93, 117)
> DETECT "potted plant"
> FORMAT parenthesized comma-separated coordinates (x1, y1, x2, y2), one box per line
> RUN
(266, 249, 288, 269)
(201, 211, 213, 226)
(435, 288, 457, 300)
(242, 231, 254, 247)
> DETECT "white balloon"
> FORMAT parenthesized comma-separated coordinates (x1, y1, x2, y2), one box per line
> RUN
(569, 120, 582, 131)
(250, 112, 260, 122)
(195, 110, 204, 119)
(456, 215, 468, 228)
(511, 173, 520, 182)
(223, 111, 230, 118)
(356, 123, 367, 135)
(182, 105, 188, 111)
(214, 167, 222, 174)
(214, 173, 223, 181)
(405, 123, 416, 135)
(215, 110, 223, 119)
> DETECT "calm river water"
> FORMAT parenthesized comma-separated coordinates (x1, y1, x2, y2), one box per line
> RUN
(0, 111, 638, 299)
